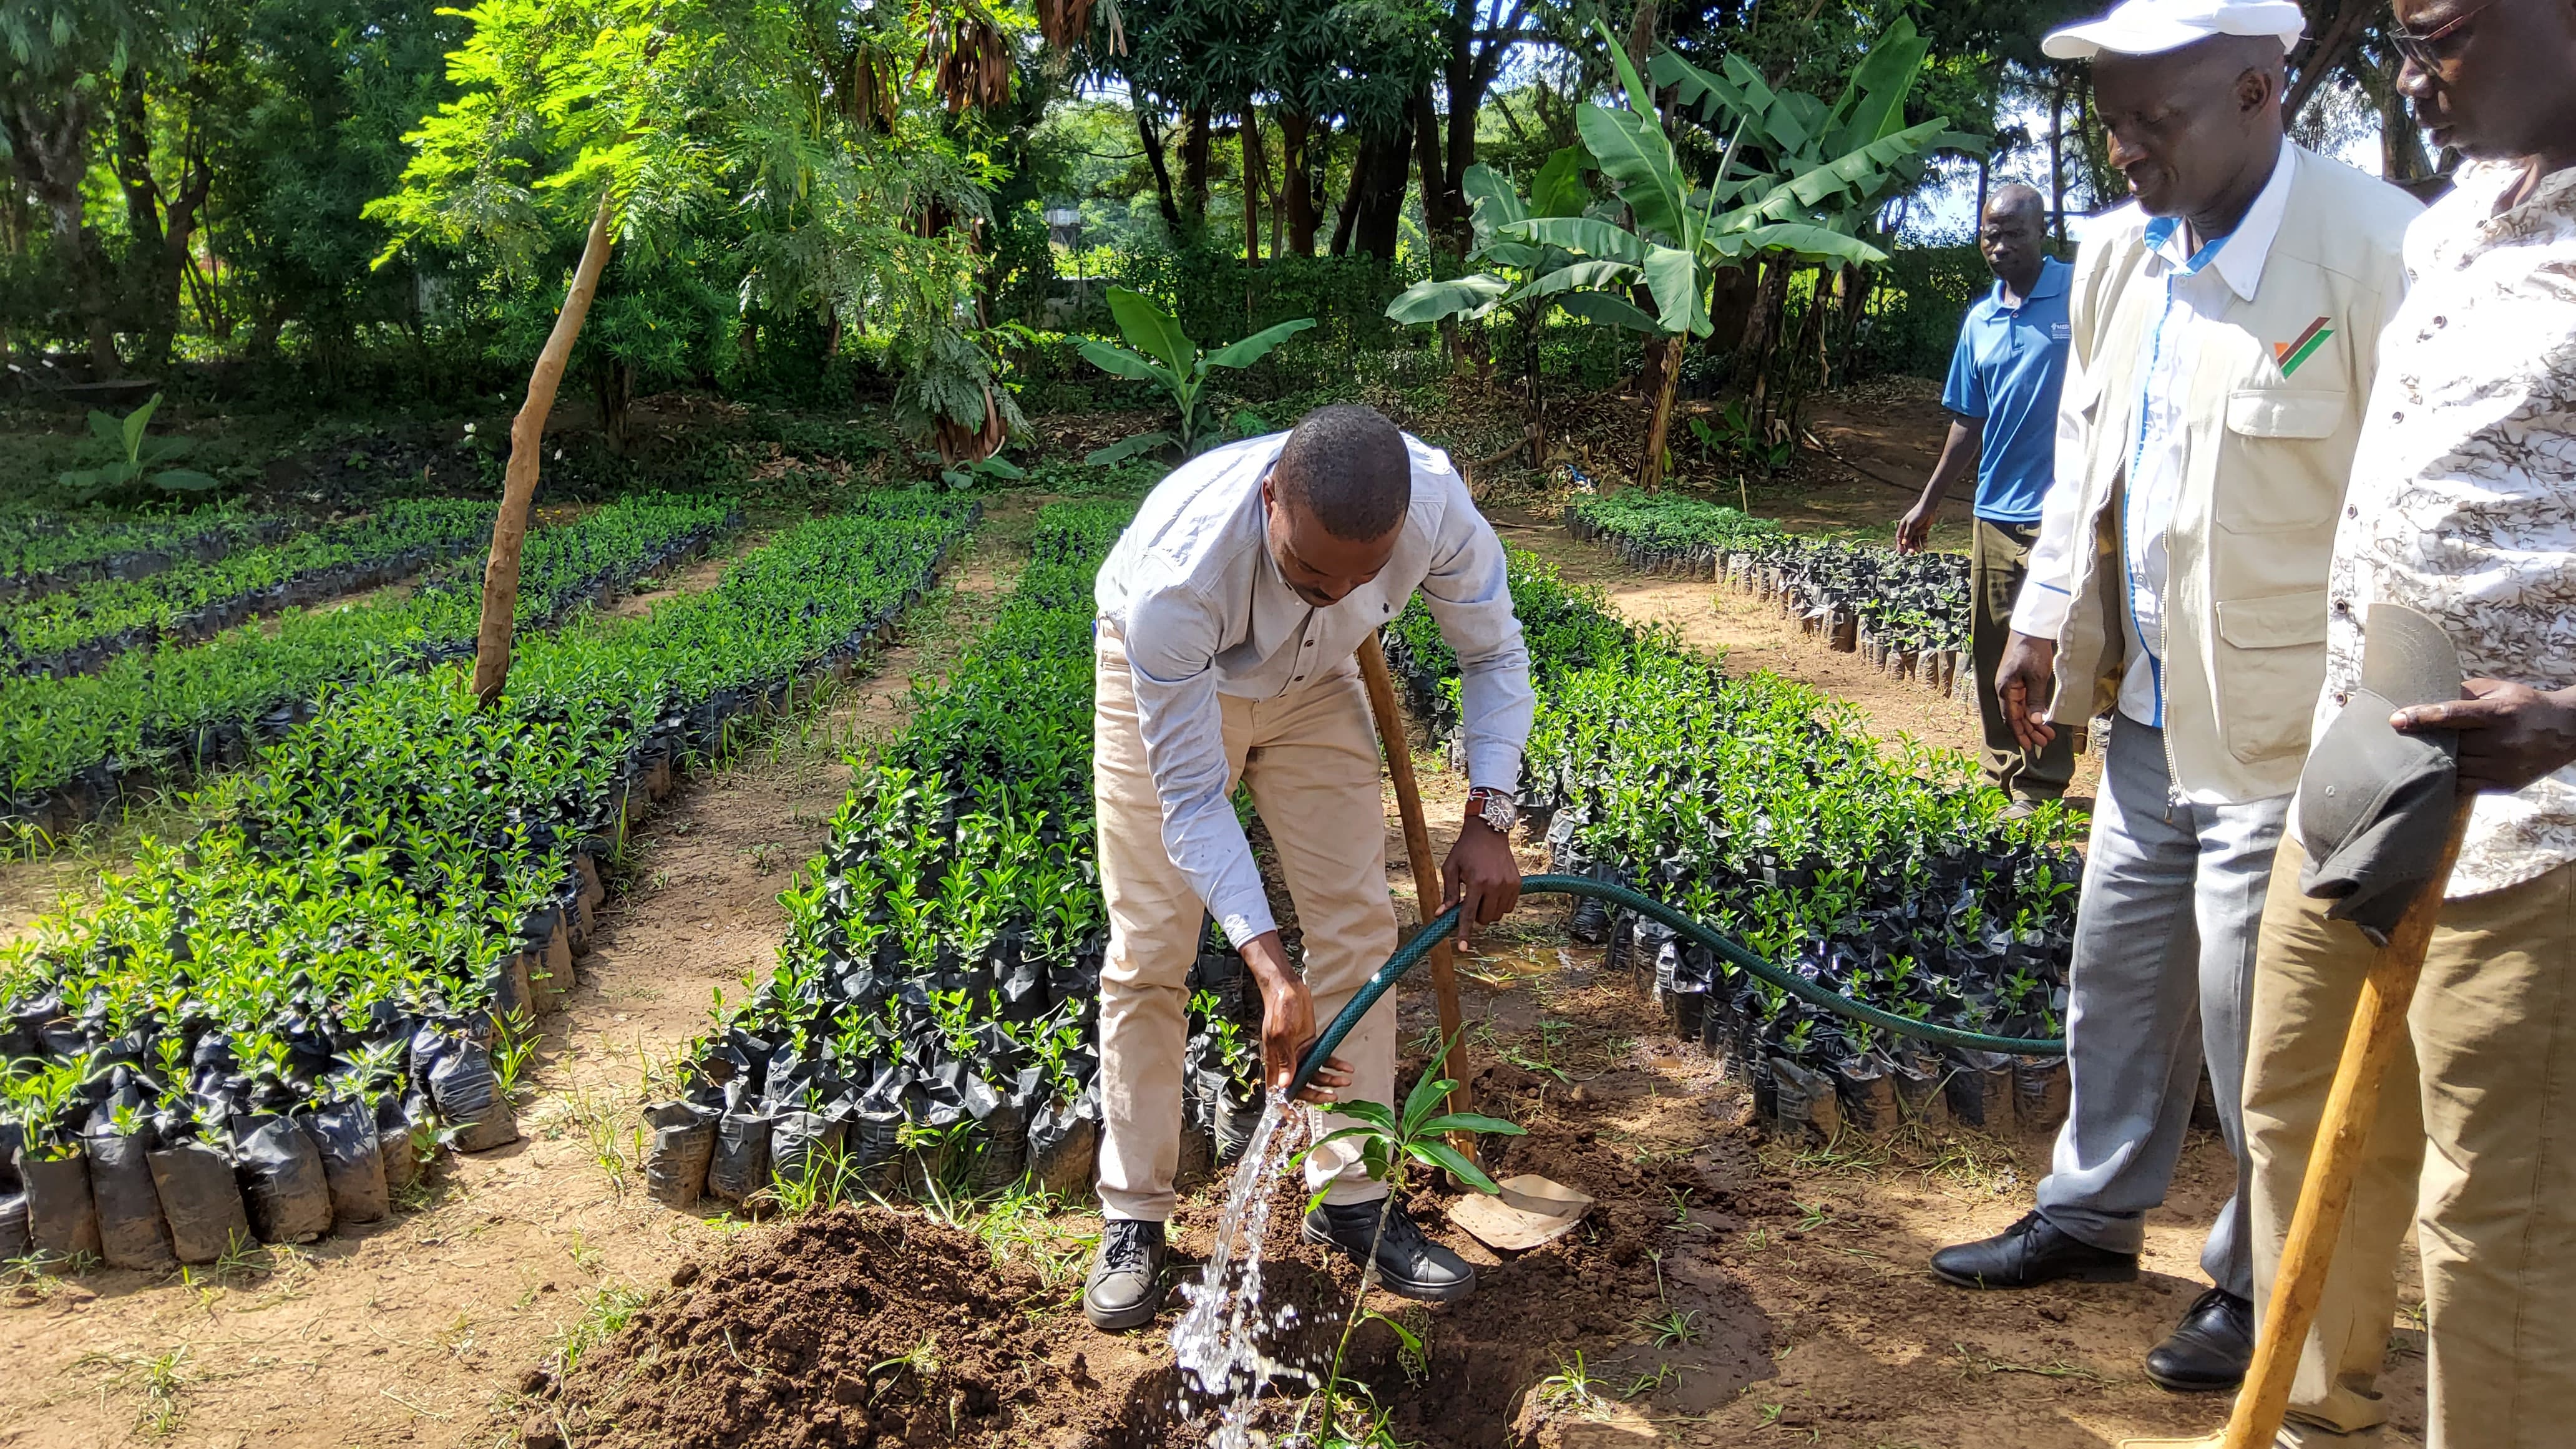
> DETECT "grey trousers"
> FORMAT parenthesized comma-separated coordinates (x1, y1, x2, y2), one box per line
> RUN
(2034, 718, 2290, 1298)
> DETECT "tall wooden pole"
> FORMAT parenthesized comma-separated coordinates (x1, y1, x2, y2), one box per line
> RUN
(473, 187, 616, 709)
(2222, 799, 2477, 1449)
(1355, 634, 1476, 1143)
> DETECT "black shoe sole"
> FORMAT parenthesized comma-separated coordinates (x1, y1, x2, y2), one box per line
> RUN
(1300, 1219, 1477, 1302)
(1930, 1257, 2139, 1290)
(2144, 1363, 2245, 1395)
(1083, 1276, 1166, 1332)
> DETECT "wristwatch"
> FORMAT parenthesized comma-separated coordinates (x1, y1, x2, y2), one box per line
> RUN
(1466, 787, 1520, 836)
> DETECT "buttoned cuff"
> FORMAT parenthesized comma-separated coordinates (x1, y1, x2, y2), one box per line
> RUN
(1464, 743, 1524, 798)
(2010, 578, 2072, 639)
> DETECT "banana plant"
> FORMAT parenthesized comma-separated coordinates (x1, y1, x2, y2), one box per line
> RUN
(1080, 288, 1315, 464)
(55, 394, 221, 503)
(1505, 20, 1965, 489)
(1385, 150, 1657, 467)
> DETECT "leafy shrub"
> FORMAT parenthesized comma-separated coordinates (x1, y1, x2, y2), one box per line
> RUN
(1382, 551, 2081, 1083)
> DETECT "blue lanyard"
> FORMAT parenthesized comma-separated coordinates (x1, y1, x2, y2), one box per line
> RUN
(2122, 225, 2230, 726)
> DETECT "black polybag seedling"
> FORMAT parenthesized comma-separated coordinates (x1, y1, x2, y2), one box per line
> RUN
(232, 1114, 334, 1244)
(147, 1138, 253, 1264)
(305, 1098, 390, 1226)
(20, 1149, 101, 1259)
(83, 1126, 178, 1272)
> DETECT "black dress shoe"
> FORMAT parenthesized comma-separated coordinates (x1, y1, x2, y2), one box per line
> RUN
(1930, 1211, 2140, 1289)
(1303, 1198, 1477, 1302)
(2146, 1287, 2254, 1392)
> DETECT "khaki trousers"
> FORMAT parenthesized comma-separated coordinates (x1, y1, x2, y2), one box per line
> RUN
(1091, 628, 1400, 1222)
(2244, 834, 2576, 1448)
(1973, 517, 2076, 802)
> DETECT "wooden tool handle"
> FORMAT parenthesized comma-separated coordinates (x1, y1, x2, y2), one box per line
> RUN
(1355, 633, 1475, 1131)
(2222, 798, 2478, 1449)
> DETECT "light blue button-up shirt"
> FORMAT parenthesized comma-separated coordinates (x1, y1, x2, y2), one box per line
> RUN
(1095, 432, 1534, 946)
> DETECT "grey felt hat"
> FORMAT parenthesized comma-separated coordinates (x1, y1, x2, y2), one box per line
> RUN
(2296, 604, 2464, 945)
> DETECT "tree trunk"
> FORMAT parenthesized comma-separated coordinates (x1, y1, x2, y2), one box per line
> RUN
(2047, 73, 2069, 248)
(1638, 333, 1685, 491)
(473, 190, 617, 710)
(1624, 0, 1659, 70)
(1410, 86, 1460, 260)
(2285, 0, 2373, 124)
(12, 92, 118, 376)
(1241, 104, 1265, 265)
(1330, 131, 1366, 256)
(1136, 103, 1184, 235)
(1280, 110, 1319, 256)
(1180, 105, 1212, 236)
(1347, 119, 1413, 261)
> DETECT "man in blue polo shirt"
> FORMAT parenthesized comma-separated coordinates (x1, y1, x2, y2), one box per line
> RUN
(1896, 183, 2076, 811)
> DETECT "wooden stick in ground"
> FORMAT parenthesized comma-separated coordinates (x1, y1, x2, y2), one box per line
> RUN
(1354, 633, 1475, 1144)
(472, 187, 617, 710)
(2222, 797, 2478, 1449)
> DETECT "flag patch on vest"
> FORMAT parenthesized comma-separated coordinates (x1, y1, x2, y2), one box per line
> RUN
(2274, 318, 2334, 377)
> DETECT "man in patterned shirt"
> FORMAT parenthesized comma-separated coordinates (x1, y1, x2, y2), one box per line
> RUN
(2166, 2, 2576, 1447)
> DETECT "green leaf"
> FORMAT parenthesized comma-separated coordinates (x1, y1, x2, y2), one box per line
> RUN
(148, 469, 222, 494)
(1387, 273, 1511, 325)
(1083, 432, 1172, 467)
(1824, 16, 1930, 153)
(1531, 145, 1591, 218)
(1361, 1308, 1423, 1355)
(1401, 1070, 1455, 1134)
(1105, 286, 1194, 374)
(976, 454, 1025, 479)
(1078, 340, 1174, 388)
(1553, 291, 1662, 333)
(1203, 317, 1317, 370)
(1641, 245, 1709, 336)
(1507, 217, 1651, 265)
(1407, 1139, 1502, 1194)
(1321, 1098, 1398, 1132)
(86, 410, 122, 447)
(1575, 104, 1688, 245)
(1461, 162, 1528, 243)
(1415, 1112, 1529, 1138)
(121, 394, 162, 462)
(1712, 223, 1889, 267)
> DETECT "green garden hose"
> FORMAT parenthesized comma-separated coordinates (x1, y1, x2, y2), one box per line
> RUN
(1286, 872, 2067, 1099)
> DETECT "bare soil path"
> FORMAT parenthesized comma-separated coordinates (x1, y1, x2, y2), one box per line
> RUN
(0, 501, 1038, 1449)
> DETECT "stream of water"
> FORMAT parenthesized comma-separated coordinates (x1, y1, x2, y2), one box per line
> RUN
(1169, 1095, 1312, 1448)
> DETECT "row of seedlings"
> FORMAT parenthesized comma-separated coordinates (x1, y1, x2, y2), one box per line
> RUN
(1383, 552, 2083, 1143)
(1563, 489, 1978, 704)
(637, 500, 1269, 1214)
(0, 509, 296, 603)
(0, 494, 741, 847)
(0, 499, 500, 678)
(0, 494, 980, 1272)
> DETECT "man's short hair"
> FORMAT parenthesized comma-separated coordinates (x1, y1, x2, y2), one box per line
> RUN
(1275, 405, 1411, 540)
(1986, 183, 2046, 225)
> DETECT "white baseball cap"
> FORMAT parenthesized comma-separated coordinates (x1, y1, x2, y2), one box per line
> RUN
(2042, 0, 2306, 59)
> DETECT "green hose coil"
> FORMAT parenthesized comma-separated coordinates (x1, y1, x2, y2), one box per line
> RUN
(1287, 872, 2067, 1099)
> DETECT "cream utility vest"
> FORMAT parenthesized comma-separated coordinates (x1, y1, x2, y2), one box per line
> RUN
(2036, 146, 2419, 804)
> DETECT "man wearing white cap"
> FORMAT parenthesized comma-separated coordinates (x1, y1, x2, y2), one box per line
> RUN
(1930, 0, 2421, 1398)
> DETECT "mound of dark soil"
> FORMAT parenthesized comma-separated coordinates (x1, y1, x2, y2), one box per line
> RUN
(534, 1208, 1112, 1449)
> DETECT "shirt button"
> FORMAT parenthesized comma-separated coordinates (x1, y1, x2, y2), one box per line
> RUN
(2347, 505, 2359, 519)
(2335, 690, 2351, 706)
(2392, 410, 2405, 423)
(2333, 598, 2351, 616)
(1302, 639, 1313, 647)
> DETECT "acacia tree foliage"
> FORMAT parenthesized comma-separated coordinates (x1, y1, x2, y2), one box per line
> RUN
(369, 0, 1002, 705)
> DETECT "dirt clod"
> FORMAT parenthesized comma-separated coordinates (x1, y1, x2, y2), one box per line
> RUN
(547, 1208, 1123, 1448)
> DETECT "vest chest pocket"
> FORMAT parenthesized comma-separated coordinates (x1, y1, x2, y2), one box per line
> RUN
(2217, 388, 2350, 535)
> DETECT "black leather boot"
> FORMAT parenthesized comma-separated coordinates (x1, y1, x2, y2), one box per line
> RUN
(1303, 1198, 1477, 1301)
(2145, 1287, 2255, 1392)
(1083, 1218, 1168, 1331)
(1930, 1211, 2140, 1289)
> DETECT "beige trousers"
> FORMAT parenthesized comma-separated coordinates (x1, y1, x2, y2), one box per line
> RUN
(2244, 834, 2576, 1448)
(1091, 628, 1400, 1222)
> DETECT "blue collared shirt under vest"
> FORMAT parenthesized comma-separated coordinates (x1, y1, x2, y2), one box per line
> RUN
(1941, 255, 2074, 525)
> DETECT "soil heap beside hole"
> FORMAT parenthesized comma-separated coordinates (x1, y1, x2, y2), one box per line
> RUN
(539, 1207, 1123, 1449)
